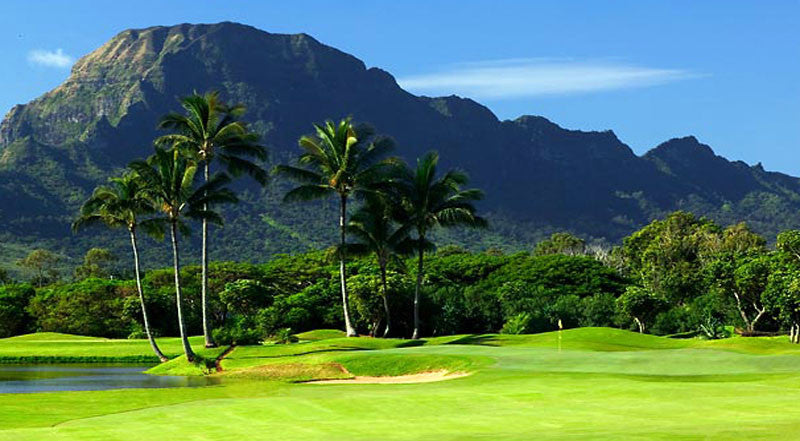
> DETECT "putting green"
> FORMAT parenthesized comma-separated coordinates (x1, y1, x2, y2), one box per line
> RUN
(3, 328, 800, 440)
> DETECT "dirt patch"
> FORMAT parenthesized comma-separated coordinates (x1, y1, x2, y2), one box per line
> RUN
(224, 362, 351, 381)
(305, 370, 470, 384)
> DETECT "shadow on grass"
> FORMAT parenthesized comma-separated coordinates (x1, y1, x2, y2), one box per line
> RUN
(397, 340, 426, 348)
(442, 335, 501, 346)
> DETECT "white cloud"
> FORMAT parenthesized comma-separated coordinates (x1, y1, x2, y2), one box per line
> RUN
(398, 58, 704, 99)
(27, 48, 74, 69)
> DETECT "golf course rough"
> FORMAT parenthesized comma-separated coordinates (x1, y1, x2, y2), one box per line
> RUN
(3, 327, 800, 440)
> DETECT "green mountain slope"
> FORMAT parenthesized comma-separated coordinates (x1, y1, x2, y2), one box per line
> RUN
(1, 21, 799, 271)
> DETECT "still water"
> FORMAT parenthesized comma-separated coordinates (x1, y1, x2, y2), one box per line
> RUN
(0, 364, 220, 393)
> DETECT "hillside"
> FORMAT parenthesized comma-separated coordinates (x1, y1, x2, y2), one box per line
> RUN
(1, 21, 799, 270)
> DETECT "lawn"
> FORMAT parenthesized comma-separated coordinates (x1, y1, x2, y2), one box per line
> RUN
(3, 328, 800, 440)
(0, 333, 210, 363)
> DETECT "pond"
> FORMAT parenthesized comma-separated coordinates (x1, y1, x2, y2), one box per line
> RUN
(0, 364, 220, 393)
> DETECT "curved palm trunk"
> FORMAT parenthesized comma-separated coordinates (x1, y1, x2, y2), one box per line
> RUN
(412, 237, 425, 339)
(201, 162, 215, 348)
(380, 261, 391, 338)
(170, 221, 195, 361)
(339, 194, 357, 337)
(129, 229, 168, 362)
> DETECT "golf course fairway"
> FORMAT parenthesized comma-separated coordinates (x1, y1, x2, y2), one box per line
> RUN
(3, 327, 800, 440)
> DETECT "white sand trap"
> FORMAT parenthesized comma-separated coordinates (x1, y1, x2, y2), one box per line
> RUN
(307, 370, 470, 384)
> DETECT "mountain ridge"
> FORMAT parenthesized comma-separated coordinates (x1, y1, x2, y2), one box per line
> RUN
(1, 21, 798, 269)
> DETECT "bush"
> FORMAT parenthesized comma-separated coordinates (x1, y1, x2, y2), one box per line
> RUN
(269, 328, 298, 344)
(580, 293, 618, 327)
(650, 307, 695, 335)
(550, 294, 582, 329)
(257, 278, 342, 335)
(212, 317, 262, 346)
(501, 313, 531, 334)
(27, 278, 136, 338)
(219, 279, 272, 316)
(0, 284, 35, 337)
(429, 286, 502, 335)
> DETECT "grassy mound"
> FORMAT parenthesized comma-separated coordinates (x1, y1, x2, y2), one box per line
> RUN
(3, 332, 107, 342)
(294, 329, 347, 341)
(146, 346, 229, 376)
(450, 327, 691, 351)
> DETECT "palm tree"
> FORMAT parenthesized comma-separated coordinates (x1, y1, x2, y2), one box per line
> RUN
(346, 194, 413, 337)
(73, 172, 169, 362)
(392, 152, 486, 339)
(130, 148, 237, 361)
(276, 118, 395, 337)
(156, 91, 267, 348)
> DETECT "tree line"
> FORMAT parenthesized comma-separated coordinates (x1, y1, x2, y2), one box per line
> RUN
(6, 211, 800, 350)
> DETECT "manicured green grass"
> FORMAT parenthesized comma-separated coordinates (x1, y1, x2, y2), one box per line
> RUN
(0, 333, 208, 363)
(295, 329, 347, 341)
(4, 328, 800, 440)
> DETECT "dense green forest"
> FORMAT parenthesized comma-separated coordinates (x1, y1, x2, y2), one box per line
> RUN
(4, 212, 800, 343)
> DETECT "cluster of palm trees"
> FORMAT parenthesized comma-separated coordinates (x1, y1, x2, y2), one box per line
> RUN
(74, 91, 485, 362)
(74, 92, 266, 362)
(277, 119, 486, 339)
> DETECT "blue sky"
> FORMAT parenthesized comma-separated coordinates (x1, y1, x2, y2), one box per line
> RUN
(1, 1, 798, 173)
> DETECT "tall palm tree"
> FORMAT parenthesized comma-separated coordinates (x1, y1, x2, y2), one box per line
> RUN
(73, 172, 169, 362)
(393, 152, 486, 339)
(276, 118, 395, 337)
(130, 148, 237, 361)
(156, 91, 267, 348)
(346, 194, 413, 337)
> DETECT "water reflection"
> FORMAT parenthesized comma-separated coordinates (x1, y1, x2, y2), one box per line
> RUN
(0, 364, 220, 393)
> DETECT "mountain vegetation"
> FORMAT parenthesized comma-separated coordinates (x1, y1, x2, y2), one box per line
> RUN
(2, 22, 800, 275)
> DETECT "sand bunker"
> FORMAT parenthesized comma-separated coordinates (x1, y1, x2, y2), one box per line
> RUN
(307, 370, 470, 384)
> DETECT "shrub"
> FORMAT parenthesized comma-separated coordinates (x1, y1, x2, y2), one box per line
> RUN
(650, 307, 695, 335)
(212, 317, 262, 346)
(269, 328, 298, 344)
(0, 284, 35, 337)
(550, 294, 582, 329)
(219, 279, 272, 316)
(501, 313, 531, 334)
(27, 278, 135, 338)
(579, 293, 618, 327)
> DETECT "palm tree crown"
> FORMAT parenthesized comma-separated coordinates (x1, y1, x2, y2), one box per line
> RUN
(73, 173, 157, 234)
(276, 118, 396, 201)
(347, 194, 413, 268)
(129, 148, 237, 228)
(156, 91, 267, 184)
(394, 152, 487, 237)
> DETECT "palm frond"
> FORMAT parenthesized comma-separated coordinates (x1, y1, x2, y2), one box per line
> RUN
(274, 165, 324, 184)
(283, 185, 333, 202)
